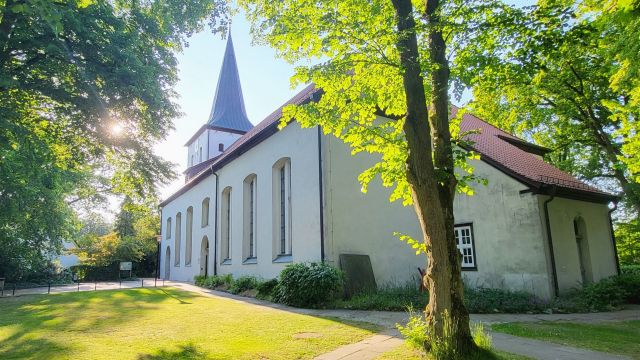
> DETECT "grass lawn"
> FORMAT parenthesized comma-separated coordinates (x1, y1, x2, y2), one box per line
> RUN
(492, 321, 640, 359)
(375, 343, 532, 359)
(0, 288, 380, 359)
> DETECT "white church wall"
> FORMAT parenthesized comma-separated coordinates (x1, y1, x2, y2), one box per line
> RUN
(160, 176, 217, 282)
(215, 122, 322, 280)
(207, 129, 242, 159)
(186, 130, 209, 167)
(323, 127, 553, 299)
(540, 196, 617, 295)
(161, 121, 322, 282)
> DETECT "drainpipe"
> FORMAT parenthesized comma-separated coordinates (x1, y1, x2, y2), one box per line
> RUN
(543, 186, 559, 298)
(211, 167, 219, 276)
(317, 126, 325, 262)
(607, 201, 621, 275)
(157, 208, 163, 279)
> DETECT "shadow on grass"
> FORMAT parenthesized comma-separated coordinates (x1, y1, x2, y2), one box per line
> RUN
(137, 344, 208, 360)
(0, 288, 200, 358)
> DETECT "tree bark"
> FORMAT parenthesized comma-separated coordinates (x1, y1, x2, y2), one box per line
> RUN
(391, 0, 475, 354)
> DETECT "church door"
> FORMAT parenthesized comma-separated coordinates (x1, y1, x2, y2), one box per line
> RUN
(200, 237, 209, 277)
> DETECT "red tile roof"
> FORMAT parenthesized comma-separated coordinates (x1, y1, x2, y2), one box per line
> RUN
(160, 86, 615, 207)
(455, 106, 615, 201)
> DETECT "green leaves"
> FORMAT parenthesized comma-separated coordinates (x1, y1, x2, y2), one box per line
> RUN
(0, 0, 228, 275)
(395, 232, 428, 255)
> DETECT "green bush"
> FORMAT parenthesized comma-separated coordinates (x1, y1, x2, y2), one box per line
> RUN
(194, 274, 234, 290)
(333, 283, 426, 311)
(274, 262, 343, 308)
(229, 276, 258, 294)
(256, 278, 279, 300)
(621, 265, 640, 276)
(464, 287, 545, 314)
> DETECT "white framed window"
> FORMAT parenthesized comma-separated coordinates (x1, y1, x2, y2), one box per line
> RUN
(243, 174, 257, 262)
(454, 224, 476, 270)
(174, 212, 182, 266)
(221, 187, 232, 263)
(272, 158, 292, 260)
(201, 198, 210, 227)
(185, 207, 193, 266)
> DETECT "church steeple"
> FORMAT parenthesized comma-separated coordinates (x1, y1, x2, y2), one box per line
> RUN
(207, 32, 253, 132)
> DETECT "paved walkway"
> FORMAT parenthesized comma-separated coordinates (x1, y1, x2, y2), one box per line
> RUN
(166, 281, 640, 360)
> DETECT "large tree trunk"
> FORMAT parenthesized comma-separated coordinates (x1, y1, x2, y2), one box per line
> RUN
(391, 0, 476, 354)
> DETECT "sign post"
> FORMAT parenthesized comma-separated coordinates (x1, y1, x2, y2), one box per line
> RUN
(119, 261, 133, 279)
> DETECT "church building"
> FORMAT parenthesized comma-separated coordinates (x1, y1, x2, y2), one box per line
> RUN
(158, 35, 620, 300)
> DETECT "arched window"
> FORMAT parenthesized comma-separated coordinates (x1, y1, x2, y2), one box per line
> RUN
(166, 217, 172, 239)
(174, 212, 182, 266)
(243, 174, 258, 262)
(221, 187, 232, 263)
(201, 198, 210, 227)
(272, 158, 292, 260)
(574, 217, 593, 284)
(199, 147, 203, 162)
(185, 206, 193, 266)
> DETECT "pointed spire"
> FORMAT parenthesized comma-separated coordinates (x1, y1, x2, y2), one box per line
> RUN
(207, 32, 253, 132)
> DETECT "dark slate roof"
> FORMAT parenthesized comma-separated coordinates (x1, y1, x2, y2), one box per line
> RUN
(207, 33, 253, 132)
(160, 84, 317, 207)
(160, 85, 615, 207)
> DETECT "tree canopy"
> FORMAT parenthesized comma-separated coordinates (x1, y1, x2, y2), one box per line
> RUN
(458, 0, 640, 216)
(0, 0, 228, 278)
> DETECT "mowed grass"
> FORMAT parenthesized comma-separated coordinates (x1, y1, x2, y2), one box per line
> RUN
(492, 321, 640, 359)
(0, 288, 380, 360)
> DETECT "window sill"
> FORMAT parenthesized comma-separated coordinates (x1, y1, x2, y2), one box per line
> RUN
(243, 257, 257, 265)
(273, 254, 292, 263)
(221, 259, 232, 265)
(185, 264, 192, 267)
(461, 266, 477, 271)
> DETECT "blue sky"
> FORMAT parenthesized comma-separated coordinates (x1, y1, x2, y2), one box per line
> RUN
(155, 13, 307, 199)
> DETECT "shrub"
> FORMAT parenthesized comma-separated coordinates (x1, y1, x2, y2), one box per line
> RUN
(333, 283, 426, 311)
(621, 265, 640, 276)
(194, 274, 234, 290)
(464, 287, 545, 313)
(229, 276, 258, 294)
(274, 262, 343, 308)
(256, 278, 279, 300)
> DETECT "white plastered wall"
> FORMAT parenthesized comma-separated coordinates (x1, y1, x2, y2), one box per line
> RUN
(539, 196, 617, 294)
(160, 122, 322, 281)
(323, 132, 553, 299)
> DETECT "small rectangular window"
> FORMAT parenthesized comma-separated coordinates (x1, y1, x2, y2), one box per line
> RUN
(454, 224, 476, 270)
(219, 143, 224, 152)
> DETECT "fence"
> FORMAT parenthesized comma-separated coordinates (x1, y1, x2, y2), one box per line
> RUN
(0, 277, 167, 298)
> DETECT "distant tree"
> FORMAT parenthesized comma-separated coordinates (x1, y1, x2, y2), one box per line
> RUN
(73, 202, 159, 270)
(616, 220, 640, 266)
(457, 0, 640, 215)
(0, 0, 228, 277)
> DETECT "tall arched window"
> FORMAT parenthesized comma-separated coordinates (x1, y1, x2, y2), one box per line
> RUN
(574, 217, 593, 284)
(201, 198, 210, 227)
(185, 206, 193, 266)
(166, 217, 172, 239)
(243, 174, 258, 262)
(174, 212, 182, 266)
(221, 187, 232, 263)
(272, 158, 292, 259)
